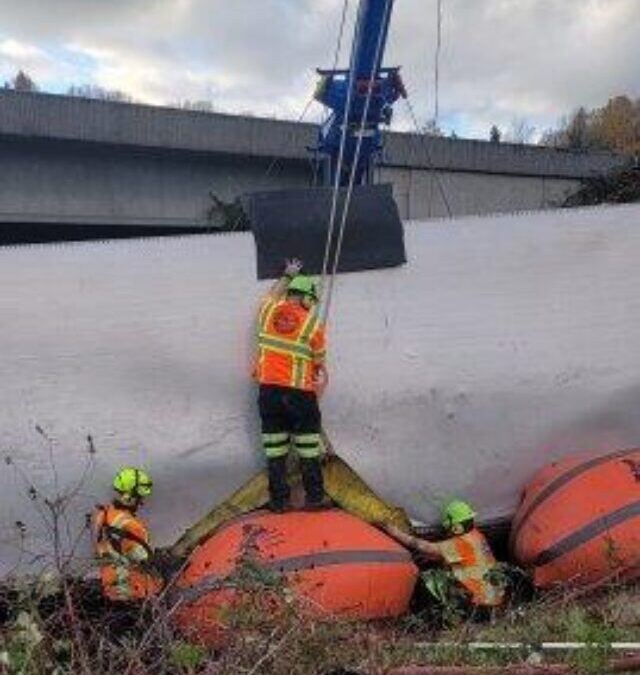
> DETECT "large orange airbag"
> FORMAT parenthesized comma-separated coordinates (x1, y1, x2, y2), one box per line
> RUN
(511, 448, 640, 588)
(173, 509, 418, 644)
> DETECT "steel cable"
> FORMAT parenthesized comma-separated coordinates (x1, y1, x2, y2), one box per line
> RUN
(319, 0, 359, 290)
(405, 96, 453, 218)
(320, 0, 393, 326)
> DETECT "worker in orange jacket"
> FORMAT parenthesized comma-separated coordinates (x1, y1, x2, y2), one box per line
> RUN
(381, 500, 505, 617)
(254, 259, 328, 511)
(94, 467, 163, 602)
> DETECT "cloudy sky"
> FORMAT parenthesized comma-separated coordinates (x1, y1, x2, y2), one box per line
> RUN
(0, 0, 638, 140)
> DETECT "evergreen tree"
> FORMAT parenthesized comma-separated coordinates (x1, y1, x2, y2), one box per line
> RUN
(12, 70, 38, 92)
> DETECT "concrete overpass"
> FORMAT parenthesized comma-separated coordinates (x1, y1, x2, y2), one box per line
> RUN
(0, 90, 625, 240)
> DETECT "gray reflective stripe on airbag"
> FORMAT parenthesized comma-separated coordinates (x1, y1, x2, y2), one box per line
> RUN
(512, 448, 640, 545)
(533, 500, 640, 567)
(173, 548, 412, 605)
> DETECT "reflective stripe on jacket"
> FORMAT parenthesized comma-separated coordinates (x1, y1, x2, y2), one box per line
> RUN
(93, 503, 161, 601)
(435, 528, 505, 607)
(254, 297, 326, 391)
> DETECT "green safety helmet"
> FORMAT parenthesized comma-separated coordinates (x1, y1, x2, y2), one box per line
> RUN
(442, 499, 476, 529)
(113, 467, 153, 498)
(287, 275, 319, 301)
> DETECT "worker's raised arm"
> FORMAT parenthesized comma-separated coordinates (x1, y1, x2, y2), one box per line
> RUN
(380, 523, 445, 562)
(263, 259, 303, 302)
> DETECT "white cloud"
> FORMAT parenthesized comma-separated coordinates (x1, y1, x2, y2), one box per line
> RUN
(0, 37, 75, 86)
(0, 37, 45, 60)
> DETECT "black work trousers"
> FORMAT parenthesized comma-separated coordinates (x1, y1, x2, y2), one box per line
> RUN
(258, 384, 324, 507)
(258, 385, 321, 438)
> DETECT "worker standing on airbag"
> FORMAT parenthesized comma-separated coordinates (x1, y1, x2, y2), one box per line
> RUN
(254, 259, 328, 512)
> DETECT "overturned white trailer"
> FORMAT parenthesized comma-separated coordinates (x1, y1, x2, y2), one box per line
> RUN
(1, 203, 640, 575)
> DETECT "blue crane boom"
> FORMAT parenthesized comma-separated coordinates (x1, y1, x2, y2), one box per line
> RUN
(313, 0, 406, 187)
(239, 0, 407, 278)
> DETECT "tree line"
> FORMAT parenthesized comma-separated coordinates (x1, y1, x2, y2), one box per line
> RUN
(1, 69, 210, 110)
(488, 96, 639, 157)
(3, 69, 133, 102)
(540, 95, 639, 157)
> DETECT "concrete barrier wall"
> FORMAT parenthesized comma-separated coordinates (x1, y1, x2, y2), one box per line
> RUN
(381, 167, 580, 219)
(0, 91, 314, 161)
(0, 137, 584, 227)
(0, 91, 626, 227)
(0, 139, 310, 227)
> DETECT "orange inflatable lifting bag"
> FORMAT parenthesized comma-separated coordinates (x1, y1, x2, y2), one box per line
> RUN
(173, 509, 418, 645)
(511, 448, 640, 588)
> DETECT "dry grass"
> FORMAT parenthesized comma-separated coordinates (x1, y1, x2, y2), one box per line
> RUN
(1, 569, 638, 675)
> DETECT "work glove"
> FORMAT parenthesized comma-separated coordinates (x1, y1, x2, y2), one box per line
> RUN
(284, 258, 303, 278)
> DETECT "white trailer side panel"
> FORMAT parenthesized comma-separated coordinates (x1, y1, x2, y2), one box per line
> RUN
(1, 203, 639, 574)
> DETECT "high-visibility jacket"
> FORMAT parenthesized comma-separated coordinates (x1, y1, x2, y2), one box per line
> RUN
(254, 297, 326, 392)
(434, 528, 505, 607)
(94, 503, 162, 602)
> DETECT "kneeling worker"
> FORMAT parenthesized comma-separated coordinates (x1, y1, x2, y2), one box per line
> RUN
(94, 467, 163, 602)
(381, 499, 505, 616)
(254, 259, 328, 511)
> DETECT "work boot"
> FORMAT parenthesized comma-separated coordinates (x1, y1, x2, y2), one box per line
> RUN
(267, 456, 291, 513)
(299, 457, 328, 509)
